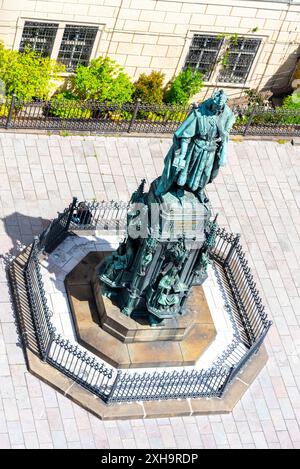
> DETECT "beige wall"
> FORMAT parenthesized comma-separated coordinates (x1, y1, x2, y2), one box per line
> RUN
(1, 0, 300, 99)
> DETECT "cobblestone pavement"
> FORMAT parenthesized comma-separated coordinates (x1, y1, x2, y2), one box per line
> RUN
(0, 132, 300, 449)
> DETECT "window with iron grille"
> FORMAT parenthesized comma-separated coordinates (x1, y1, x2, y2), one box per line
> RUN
(19, 21, 58, 57)
(184, 34, 224, 81)
(218, 37, 262, 84)
(57, 25, 98, 72)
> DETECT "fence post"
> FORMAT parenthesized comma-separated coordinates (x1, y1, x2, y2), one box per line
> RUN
(243, 105, 257, 136)
(219, 366, 235, 397)
(127, 99, 141, 133)
(106, 371, 121, 404)
(224, 233, 240, 266)
(24, 237, 38, 271)
(65, 197, 78, 232)
(6, 94, 17, 129)
(42, 331, 54, 362)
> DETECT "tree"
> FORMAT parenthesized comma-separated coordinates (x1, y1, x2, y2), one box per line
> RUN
(133, 71, 165, 104)
(0, 41, 64, 101)
(164, 67, 204, 105)
(71, 56, 134, 104)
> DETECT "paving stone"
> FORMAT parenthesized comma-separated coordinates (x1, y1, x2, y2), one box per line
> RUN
(35, 419, 52, 444)
(0, 135, 299, 448)
(23, 431, 39, 449)
(62, 418, 80, 443)
(7, 421, 24, 446)
(51, 430, 67, 449)
(0, 433, 10, 448)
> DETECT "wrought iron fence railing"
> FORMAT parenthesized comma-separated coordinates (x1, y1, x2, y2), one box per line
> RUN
(1, 95, 300, 136)
(17, 199, 271, 404)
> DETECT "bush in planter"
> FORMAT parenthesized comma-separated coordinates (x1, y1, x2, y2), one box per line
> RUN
(72, 56, 134, 104)
(164, 67, 204, 105)
(277, 92, 300, 125)
(49, 92, 92, 119)
(248, 93, 300, 126)
(133, 71, 165, 104)
(0, 101, 9, 117)
(244, 88, 273, 107)
(0, 41, 64, 101)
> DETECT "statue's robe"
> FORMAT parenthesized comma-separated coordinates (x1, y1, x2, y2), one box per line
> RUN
(155, 100, 236, 196)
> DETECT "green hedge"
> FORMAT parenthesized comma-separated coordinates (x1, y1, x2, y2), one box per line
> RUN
(48, 92, 92, 119)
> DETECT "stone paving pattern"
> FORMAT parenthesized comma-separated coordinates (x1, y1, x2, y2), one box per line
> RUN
(0, 132, 299, 449)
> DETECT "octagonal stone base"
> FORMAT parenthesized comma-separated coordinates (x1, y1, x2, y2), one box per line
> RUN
(11, 243, 269, 421)
(93, 279, 209, 344)
(65, 252, 216, 368)
(26, 346, 268, 420)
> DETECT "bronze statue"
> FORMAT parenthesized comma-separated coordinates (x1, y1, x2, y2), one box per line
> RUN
(99, 91, 234, 324)
(155, 90, 236, 200)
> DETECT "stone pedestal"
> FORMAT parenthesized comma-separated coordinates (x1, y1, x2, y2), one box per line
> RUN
(65, 251, 216, 368)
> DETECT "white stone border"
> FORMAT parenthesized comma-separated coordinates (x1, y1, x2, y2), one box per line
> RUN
(39, 232, 241, 376)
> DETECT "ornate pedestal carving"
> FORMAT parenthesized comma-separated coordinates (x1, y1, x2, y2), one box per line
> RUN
(65, 252, 216, 368)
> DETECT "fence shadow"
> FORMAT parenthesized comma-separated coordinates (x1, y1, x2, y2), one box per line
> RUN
(1, 212, 51, 360)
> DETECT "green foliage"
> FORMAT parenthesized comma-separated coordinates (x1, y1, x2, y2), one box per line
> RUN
(0, 101, 9, 117)
(0, 41, 64, 101)
(277, 92, 300, 124)
(244, 88, 272, 107)
(165, 67, 203, 105)
(49, 92, 92, 119)
(71, 56, 134, 104)
(282, 92, 300, 109)
(218, 33, 240, 69)
(144, 109, 188, 122)
(133, 71, 165, 104)
(229, 33, 239, 48)
(59, 130, 71, 137)
(234, 91, 300, 128)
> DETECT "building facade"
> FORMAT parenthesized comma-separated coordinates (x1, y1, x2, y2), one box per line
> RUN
(0, 0, 300, 100)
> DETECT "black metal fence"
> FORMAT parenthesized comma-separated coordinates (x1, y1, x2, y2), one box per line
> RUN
(18, 199, 271, 404)
(1, 95, 300, 136)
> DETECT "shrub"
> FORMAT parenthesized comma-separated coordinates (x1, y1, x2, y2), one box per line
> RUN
(164, 67, 204, 105)
(282, 92, 300, 109)
(0, 41, 65, 101)
(72, 56, 134, 104)
(49, 92, 92, 119)
(0, 101, 9, 117)
(244, 88, 272, 107)
(133, 71, 165, 104)
(278, 92, 300, 124)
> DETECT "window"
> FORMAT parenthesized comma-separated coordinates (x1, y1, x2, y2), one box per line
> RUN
(185, 34, 261, 84)
(18, 21, 99, 71)
(57, 25, 98, 72)
(184, 34, 223, 81)
(19, 21, 58, 57)
(218, 37, 261, 84)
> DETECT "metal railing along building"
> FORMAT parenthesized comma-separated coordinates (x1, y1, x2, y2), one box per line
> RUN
(1, 95, 300, 137)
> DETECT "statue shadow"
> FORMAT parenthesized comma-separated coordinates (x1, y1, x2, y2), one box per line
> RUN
(1, 211, 51, 261)
(1, 210, 125, 351)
